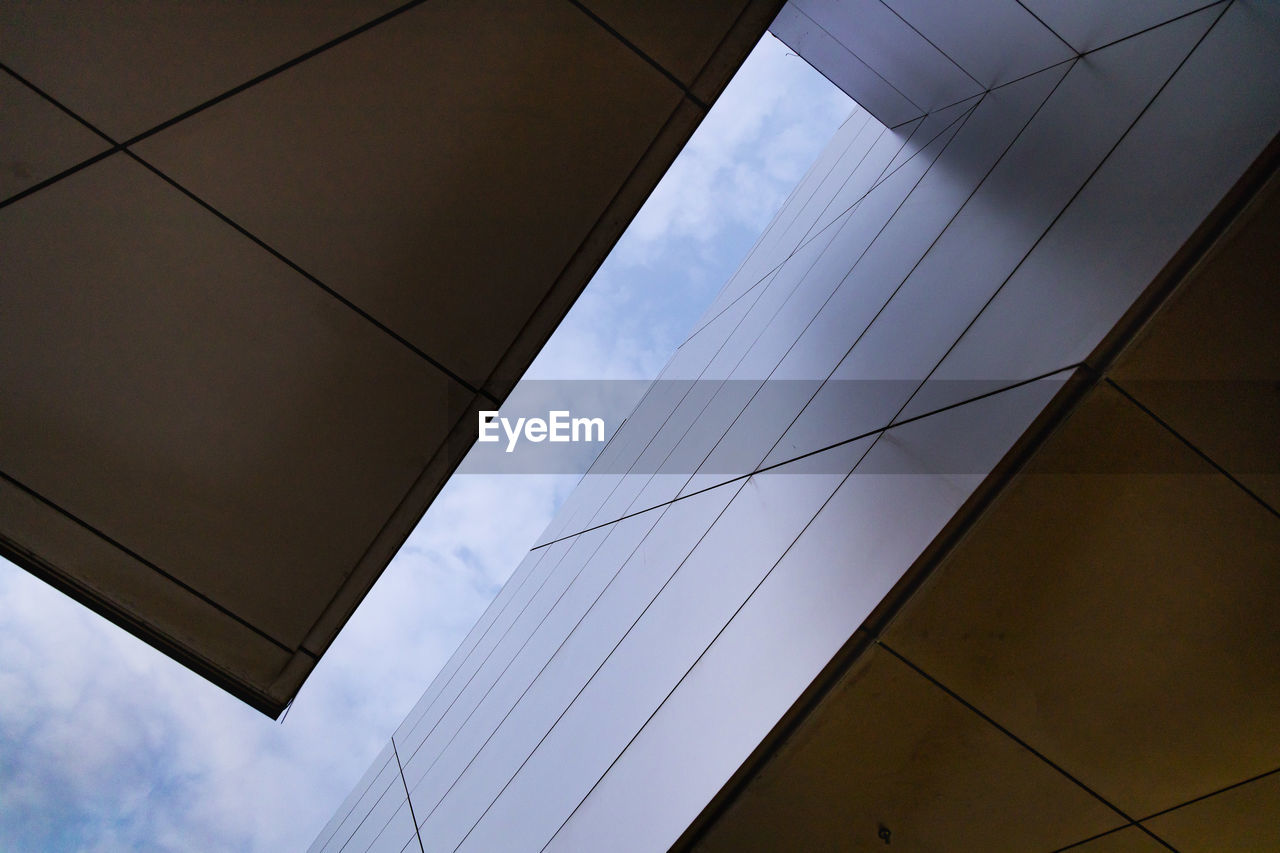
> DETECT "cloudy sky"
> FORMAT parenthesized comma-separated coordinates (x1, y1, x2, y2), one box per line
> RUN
(0, 35, 848, 852)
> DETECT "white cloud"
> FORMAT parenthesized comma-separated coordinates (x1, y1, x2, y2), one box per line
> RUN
(0, 470, 572, 852)
(622, 35, 852, 256)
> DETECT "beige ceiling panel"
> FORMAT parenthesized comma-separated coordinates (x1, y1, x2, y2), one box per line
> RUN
(884, 382, 1280, 818)
(0, 154, 465, 652)
(133, 0, 687, 390)
(1144, 771, 1280, 851)
(695, 646, 1121, 852)
(577, 0, 750, 89)
(0, 0, 401, 141)
(0, 70, 108, 200)
(1110, 169, 1280, 511)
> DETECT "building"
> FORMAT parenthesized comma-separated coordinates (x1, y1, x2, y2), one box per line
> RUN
(313, 1, 1280, 850)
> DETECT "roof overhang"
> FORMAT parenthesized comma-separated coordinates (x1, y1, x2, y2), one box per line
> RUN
(0, 0, 784, 716)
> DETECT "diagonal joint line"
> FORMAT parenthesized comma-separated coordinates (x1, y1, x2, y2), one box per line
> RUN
(120, 149, 493, 400)
(3, 48, 495, 402)
(392, 737, 427, 853)
(0, 466, 295, 653)
(878, 642, 1180, 852)
(1104, 378, 1279, 520)
(562, 0, 708, 109)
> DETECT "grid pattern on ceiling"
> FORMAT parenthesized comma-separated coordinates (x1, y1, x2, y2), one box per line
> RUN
(0, 0, 766, 716)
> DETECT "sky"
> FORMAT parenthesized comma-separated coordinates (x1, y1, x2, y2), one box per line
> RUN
(0, 35, 849, 852)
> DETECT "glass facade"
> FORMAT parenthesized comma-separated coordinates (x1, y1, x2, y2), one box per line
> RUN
(316, 2, 1280, 849)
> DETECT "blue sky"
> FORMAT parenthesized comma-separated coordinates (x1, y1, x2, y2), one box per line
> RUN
(0, 35, 849, 852)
